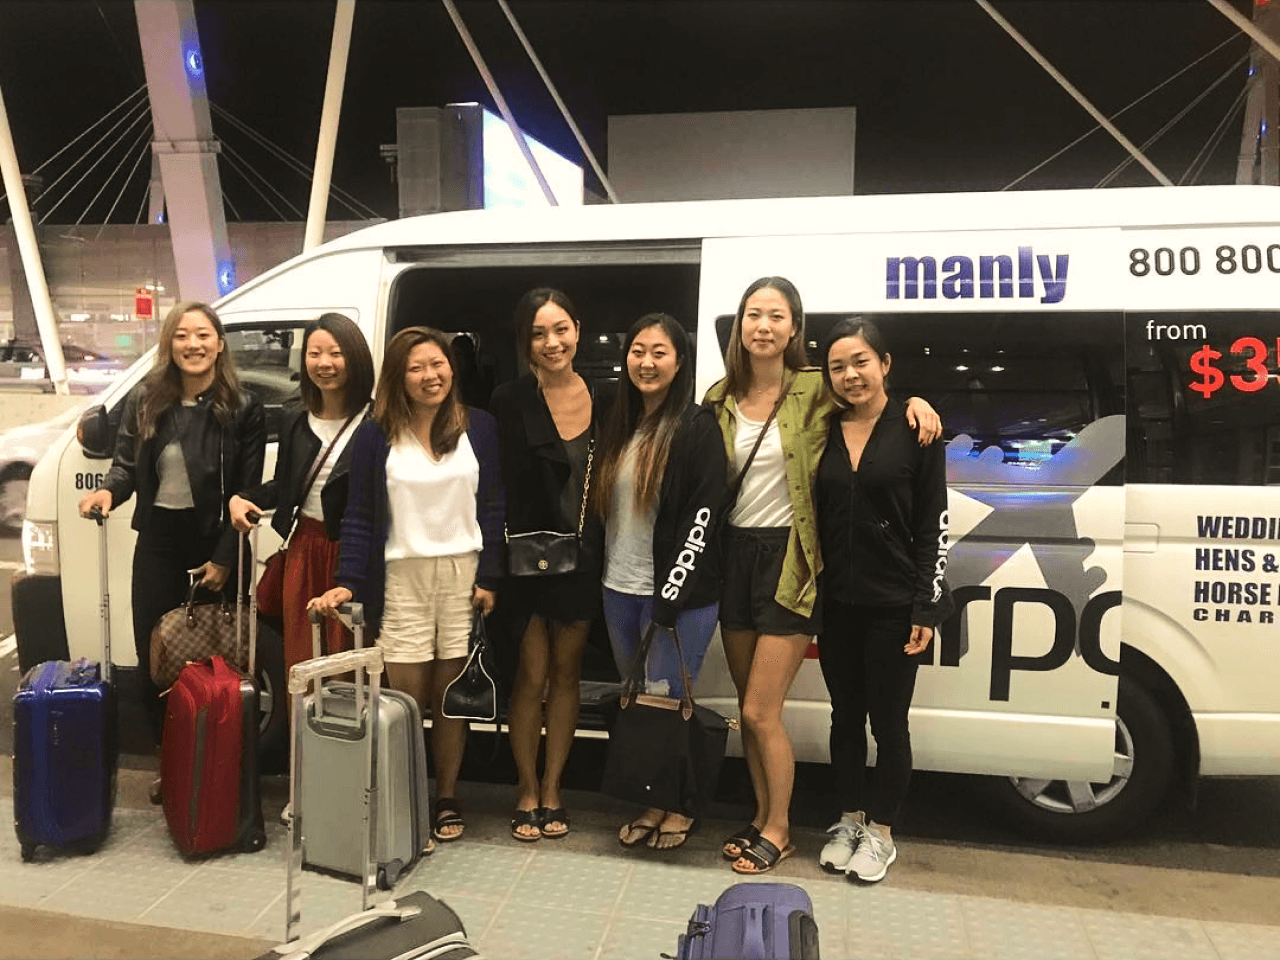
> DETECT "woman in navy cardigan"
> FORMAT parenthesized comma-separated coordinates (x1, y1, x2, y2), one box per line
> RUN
(311, 327, 505, 846)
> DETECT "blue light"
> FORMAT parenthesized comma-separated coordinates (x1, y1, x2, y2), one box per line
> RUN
(154, 212, 164, 224)
(1249, 65, 1256, 77)
(184, 48, 203, 79)
(1263, 121, 1270, 136)
(216, 261, 237, 295)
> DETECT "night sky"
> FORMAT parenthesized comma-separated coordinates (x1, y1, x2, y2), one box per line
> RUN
(0, 0, 1261, 223)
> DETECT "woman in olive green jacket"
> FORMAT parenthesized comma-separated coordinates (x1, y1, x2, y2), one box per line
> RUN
(704, 276, 940, 874)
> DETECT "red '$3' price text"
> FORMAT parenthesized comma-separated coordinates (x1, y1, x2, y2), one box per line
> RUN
(1188, 337, 1278, 399)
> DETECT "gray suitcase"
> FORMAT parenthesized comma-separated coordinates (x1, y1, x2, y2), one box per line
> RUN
(270, 628, 476, 957)
(297, 606, 431, 887)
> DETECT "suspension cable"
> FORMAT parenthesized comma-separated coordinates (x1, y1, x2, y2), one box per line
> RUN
(30, 97, 149, 211)
(40, 103, 151, 223)
(1095, 53, 1248, 188)
(79, 120, 153, 225)
(210, 102, 380, 218)
(221, 186, 241, 222)
(0, 85, 146, 205)
(1001, 32, 1245, 190)
(134, 177, 149, 225)
(220, 141, 305, 219)
(219, 149, 288, 221)
(1182, 84, 1249, 184)
(95, 123, 153, 233)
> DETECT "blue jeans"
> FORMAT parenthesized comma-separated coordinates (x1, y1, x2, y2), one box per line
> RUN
(602, 588, 720, 699)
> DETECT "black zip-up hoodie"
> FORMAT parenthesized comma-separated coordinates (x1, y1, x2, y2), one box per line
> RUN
(649, 403, 729, 627)
(815, 398, 950, 626)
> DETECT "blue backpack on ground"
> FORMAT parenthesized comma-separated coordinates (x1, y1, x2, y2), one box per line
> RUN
(676, 882, 820, 959)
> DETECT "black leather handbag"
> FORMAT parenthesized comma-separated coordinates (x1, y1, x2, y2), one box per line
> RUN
(600, 623, 729, 818)
(441, 610, 498, 722)
(506, 439, 594, 576)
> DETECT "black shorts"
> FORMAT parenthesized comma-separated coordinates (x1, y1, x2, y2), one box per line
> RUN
(507, 568, 601, 625)
(719, 526, 822, 637)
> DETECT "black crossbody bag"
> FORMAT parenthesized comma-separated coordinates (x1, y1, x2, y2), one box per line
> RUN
(506, 438, 595, 577)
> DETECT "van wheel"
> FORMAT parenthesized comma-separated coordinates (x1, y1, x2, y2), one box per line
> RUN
(990, 678, 1175, 843)
(0, 462, 32, 533)
(254, 620, 287, 772)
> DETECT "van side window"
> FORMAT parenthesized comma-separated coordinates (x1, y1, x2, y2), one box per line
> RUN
(720, 311, 1125, 482)
(1127, 310, 1280, 486)
(224, 326, 303, 442)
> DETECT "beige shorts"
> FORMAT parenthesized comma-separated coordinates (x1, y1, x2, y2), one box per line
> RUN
(378, 553, 478, 663)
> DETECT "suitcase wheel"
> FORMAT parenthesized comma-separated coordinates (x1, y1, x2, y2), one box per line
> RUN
(243, 829, 267, 853)
(20, 844, 36, 863)
(378, 858, 405, 890)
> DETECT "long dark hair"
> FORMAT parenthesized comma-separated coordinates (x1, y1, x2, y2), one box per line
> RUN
(513, 287, 580, 372)
(137, 300, 239, 441)
(593, 314, 692, 519)
(373, 326, 468, 454)
(722, 276, 809, 400)
(298, 313, 374, 417)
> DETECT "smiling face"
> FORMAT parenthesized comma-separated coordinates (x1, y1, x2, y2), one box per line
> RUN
(827, 334, 890, 408)
(404, 340, 452, 412)
(170, 309, 224, 382)
(627, 323, 681, 407)
(529, 301, 578, 375)
(739, 287, 795, 363)
(304, 328, 349, 399)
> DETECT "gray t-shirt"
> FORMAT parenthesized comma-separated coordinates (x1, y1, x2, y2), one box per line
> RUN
(153, 402, 197, 509)
(559, 427, 592, 533)
(603, 437, 657, 595)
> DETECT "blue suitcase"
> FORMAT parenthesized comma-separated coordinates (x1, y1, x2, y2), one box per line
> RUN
(12, 512, 116, 860)
(677, 882, 820, 960)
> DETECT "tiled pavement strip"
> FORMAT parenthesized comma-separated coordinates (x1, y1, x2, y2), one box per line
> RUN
(1, 775, 1278, 960)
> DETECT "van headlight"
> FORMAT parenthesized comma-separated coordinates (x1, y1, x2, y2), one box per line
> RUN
(22, 520, 57, 576)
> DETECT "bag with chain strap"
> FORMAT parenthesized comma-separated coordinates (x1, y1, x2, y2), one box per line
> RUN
(506, 438, 595, 576)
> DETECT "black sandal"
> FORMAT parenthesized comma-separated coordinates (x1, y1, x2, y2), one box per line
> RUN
(432, 797, 465, 842)
(731, 835, 795, 875)
(511, 808, 542, 842)
(721, 823, 760, 860)
(537, 806, 570, 839)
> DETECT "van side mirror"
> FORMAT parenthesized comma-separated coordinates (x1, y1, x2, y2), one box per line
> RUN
(77, 404, 114, 460)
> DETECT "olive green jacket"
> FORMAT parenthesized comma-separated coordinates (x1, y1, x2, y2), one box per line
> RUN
(703, 369, 835, 618)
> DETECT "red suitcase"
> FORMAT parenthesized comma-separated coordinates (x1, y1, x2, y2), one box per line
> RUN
(159, 535, 266, 856)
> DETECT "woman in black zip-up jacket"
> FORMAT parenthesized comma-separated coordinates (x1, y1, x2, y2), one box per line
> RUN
(79, 301, 265, 746)
(813, 316, 951, 885)
(230, 313, 375, 678)
(593, 314, 728, 852)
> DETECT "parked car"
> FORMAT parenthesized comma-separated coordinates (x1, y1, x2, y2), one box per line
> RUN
(0, 400, 92, 532)
(0, 340, 125, 391)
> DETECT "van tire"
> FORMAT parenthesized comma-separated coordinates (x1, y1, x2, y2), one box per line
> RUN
(254, 619, 287, 772)
(0, 462, 32, 533)
(990, 677, 1174, 843)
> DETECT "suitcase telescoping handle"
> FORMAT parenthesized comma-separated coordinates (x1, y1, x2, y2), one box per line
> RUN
(309, 601, 366, 721)
(285, 606, 382, 944)
(236, 526, 257, 679)
(90, 506, 111, 684)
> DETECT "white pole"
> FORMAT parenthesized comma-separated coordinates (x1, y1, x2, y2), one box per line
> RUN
(495, 0, 618, 203)
(1207, 0, 1280, 66)
(975, 0, 1174, 187)
(0, 84, 69, 395)
(304, 0, 356, 253)
(441, 0, 557, 206)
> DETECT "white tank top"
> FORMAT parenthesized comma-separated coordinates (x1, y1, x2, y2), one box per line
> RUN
(728, 407, 793, 529)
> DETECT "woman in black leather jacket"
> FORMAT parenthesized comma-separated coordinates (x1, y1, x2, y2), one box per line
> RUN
(230, 313, 373, 679)
(79, 301, 265, 744)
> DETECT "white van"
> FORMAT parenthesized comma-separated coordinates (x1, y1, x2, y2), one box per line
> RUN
(17, 184, 1280, 841)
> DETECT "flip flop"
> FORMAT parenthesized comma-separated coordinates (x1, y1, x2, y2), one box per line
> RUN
(511, 808, 542, 842)
(648, 819, 696, 851)
(537, 806, 570, 839)
(731, 835, 795, 875)
(722, 823, 760, 860)
(432, 797, 465, 842)
(619, 818, 661, 847)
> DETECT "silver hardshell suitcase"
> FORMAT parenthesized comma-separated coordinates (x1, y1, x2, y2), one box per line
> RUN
(297, 606, 431, 887)
(264, 630, 475, 959)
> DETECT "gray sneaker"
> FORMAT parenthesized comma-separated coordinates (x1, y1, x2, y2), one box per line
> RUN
(846, 822, 896, 882)
(818, 813, 866, 872)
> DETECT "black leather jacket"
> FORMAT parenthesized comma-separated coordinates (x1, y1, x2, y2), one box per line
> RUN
(239, 404, 366, 543)
(102, 384, 266, 569)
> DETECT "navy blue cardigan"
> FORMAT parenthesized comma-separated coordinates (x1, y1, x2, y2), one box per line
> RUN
(335, 409, 505, 637)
